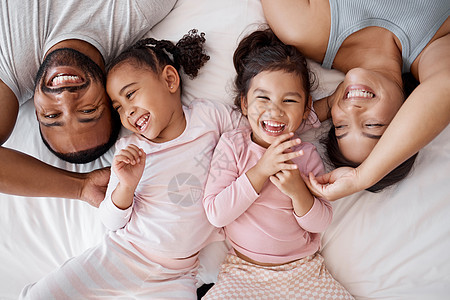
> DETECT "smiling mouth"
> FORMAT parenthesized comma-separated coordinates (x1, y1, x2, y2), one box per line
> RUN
(261, 120, 286, 135)
(48, 73, 84, 87)
(344, 85, 376, 100)
(135, 114, 150, 132)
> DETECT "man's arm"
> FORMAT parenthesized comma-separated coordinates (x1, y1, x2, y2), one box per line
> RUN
(0, 80, 109, 206)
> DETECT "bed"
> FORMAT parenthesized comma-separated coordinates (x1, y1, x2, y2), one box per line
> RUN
(1, 0, 449, 298)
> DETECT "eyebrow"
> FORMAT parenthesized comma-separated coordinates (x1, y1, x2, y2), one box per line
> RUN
(119, 82, 137, 96)
(39, 109, 104, 127)
(336, 132, 382, 140)
(253, 88, 302, 98)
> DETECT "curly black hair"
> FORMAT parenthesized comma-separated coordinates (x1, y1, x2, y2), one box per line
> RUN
(106, 29, 209, 86)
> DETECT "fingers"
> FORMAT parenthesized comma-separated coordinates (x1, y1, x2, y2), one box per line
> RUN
(280, 149, 304, 162)
(115, 144, 145, 165)
(270, 132, 295, 148)
(271, 136, 302, 153)
(270, 136, 303, 162)
(300, 172, 324, 198)
(311, 171, 333, 185)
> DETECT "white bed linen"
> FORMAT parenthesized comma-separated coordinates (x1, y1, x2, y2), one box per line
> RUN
(1, 0, 449, 299)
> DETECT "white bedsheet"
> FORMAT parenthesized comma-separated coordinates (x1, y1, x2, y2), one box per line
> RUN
(1, 0, 449, 298)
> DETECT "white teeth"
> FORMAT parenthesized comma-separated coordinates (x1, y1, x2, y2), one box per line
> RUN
(136, 114, 149, 128)
(262, 120, 285, 133)
(51, 75, 80, 86)
(346, 89, 374, 99)
(263, 120, 284, 127)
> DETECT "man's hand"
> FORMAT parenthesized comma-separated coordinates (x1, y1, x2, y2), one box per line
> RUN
(80, 167, 111, 207)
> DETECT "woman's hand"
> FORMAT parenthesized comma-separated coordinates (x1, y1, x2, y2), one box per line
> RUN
(302, 167, 363, 201)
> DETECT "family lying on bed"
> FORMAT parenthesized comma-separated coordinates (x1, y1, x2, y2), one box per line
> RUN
(1, 0, 448, 299)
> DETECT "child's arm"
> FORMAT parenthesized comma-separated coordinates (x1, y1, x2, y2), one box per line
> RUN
(203, 135, 256, 227)
(110, 144, 146, 209)
(99, 144, 145, 230)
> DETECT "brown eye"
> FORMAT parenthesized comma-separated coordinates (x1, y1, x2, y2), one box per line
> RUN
(80, 108, 97, 114)
(126, 91, 136, 99)
(44, 113, 59, 119)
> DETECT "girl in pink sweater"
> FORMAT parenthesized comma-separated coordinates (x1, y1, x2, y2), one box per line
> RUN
(202, 28, 353, 299)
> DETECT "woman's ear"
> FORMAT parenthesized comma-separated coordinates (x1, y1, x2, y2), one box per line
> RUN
(240, 95, 248, 116)
(303, 95, 313, 119)
(162, 65, 180, 93)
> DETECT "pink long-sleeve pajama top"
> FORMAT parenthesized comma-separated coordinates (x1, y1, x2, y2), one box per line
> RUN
(203, 127, 332, 265)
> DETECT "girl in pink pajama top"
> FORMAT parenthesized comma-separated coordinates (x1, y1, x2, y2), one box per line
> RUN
(202, 28, 353, 299)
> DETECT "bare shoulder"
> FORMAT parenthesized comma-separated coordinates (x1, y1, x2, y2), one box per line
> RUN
(0, 79, 19, 145)
(411, 19, 449, 80)
(261, 0, 331, 61)
(415, 34, 450, 82)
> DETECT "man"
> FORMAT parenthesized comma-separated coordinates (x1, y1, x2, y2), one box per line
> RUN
(0, 0, 176, 205)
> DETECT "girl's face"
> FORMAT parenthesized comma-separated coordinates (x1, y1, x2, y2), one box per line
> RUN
(329, 68, 404, 162)
(242, 70, 311, 148)
(106, 62, 184, 143)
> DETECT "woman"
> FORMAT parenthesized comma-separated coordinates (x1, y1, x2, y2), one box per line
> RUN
(261, 0, 450, 200)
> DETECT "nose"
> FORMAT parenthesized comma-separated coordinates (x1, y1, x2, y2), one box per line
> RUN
(268, 103, 284, 117)
(126, 106, 136, 117)
(54, 90, 80, 102)
(344, 103, 364, 111)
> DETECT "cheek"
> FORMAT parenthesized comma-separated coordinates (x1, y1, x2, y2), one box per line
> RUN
(246, 104, 260, 121)
(330, 104, 347, 123)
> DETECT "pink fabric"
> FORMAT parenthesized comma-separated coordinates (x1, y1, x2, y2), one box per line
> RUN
(203, 128, 331, 264)
(20, 234, 199, 299)
(21, 99, 246, 299)
(203, 253, 354, 299)
(99, 99, 245, 259)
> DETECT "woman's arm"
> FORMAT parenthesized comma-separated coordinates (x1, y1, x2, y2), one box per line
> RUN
(261, 0, 330, 62)
(0, 80, 109, 206)
(306, 35, 450, 200)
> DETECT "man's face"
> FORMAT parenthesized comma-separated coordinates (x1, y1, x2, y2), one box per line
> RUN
(33, 48, 113, 156)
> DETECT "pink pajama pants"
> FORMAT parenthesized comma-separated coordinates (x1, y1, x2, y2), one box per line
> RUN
(19, 233, 199, 299)
(203, 253, 354, 299)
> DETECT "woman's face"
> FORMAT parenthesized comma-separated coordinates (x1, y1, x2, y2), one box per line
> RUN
(330, 68, 404, 163)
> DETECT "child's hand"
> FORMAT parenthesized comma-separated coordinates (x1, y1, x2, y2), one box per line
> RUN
(256, 132, 303, 177)
(112, 144, 146, 190)
(246, 132, 303, 193)
(269, 166, 303, 198)
(270, 166, 314, 217)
